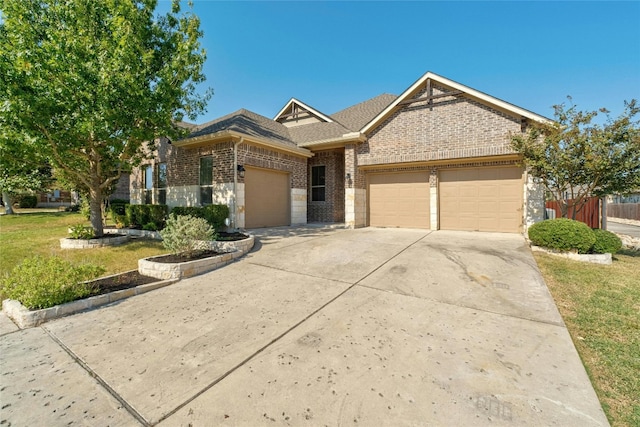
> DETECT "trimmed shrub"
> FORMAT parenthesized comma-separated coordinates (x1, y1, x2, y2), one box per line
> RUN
(18, 194, 38, 208)
(528, 218, 596, 254)
(170, 204, 229, 231)
(590, 229, 622, 254)
(160, 215, 216, 256)
(125, 204, 168, 230)
(109, 199, 130, 228)
(0, 256, 105, 310)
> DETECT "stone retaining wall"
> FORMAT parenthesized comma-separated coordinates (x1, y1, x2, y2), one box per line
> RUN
(60, 235, 129, 249)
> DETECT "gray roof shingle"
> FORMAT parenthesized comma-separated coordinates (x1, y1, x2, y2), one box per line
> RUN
(183, 94, 398, 147)
(331, 93, 397, 131)
(287, 121, 350, 145)
(187, 109, 293, 145)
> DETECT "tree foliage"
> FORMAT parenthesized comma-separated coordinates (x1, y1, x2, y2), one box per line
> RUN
(0, 130, 53, 213)
(511, 98, 640, 219)
(0, 0, 211, 233)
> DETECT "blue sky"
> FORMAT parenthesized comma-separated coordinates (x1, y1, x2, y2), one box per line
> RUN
(159, 1, 640, 124)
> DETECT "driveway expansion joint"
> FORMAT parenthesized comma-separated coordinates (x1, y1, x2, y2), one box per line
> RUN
(41, 326, 150, 427)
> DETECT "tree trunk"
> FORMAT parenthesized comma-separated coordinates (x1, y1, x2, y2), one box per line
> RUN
(89, 187, 104, 237)
(2, 191, 15, 215)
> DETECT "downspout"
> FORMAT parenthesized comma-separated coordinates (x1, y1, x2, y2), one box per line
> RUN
(233, 137, 244, 229)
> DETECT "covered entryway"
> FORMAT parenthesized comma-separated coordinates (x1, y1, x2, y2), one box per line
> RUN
(244, 167, 290, 228)
(439, 166, 523, 233)
(367, 171, 430, 229)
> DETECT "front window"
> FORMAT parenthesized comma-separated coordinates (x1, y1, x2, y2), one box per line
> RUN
(157, 163, 167, 205)
(143, 165, 153, 204)
(311, 165, 326, 202)
(199, 157, 213, 205)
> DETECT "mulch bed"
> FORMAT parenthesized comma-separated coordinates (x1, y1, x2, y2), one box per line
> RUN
(89, 270, 160, 295)
(78, 232, 250, 297)
(216, 231, 249, 241)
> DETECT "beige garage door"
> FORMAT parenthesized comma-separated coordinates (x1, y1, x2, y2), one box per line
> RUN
(439, 166, 523, 233)
(244, 167, 290, 228)
(368, 172, 430, 229)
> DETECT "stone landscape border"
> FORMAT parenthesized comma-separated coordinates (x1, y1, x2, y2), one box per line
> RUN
(530, 245, 612, 265)
(5, 234, 254, 328)
(138, 234, 255, 280)
(60, 234, 129, 249)
(2, 272, 178, 329)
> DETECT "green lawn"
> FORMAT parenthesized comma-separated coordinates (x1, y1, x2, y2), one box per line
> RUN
(0, 210, 167, 282)
(534, 250, 640, 427)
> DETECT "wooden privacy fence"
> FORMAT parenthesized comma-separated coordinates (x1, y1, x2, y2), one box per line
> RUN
(545, 197, 601, 229)
(607, 203, 640, 221)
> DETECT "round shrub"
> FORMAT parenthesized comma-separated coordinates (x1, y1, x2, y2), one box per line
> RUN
(528, 218, 596, 254)
(160, 215, 215, 257)
(590, 229, 622, 254)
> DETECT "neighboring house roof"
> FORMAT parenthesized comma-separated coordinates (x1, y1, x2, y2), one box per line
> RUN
(361, 71, 551, 134)
(330, 94, 397, 131)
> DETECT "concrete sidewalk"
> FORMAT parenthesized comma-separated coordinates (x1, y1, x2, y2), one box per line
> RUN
(0, 227, 608, 426)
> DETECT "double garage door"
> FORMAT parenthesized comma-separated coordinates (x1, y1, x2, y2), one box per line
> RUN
(367, 166, 523, 233)
(244, 167, 290, 229)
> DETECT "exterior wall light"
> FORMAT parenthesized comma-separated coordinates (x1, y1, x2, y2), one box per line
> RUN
(237, 164, 245, 178)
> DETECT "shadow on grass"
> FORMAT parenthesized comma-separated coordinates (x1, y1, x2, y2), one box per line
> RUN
(615, 248, 640, 258)
(121, 239, 164, 252)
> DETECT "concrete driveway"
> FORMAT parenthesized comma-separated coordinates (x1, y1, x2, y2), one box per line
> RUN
(0, 227, 608, 426)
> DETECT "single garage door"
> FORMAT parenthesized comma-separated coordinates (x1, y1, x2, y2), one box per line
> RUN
(439, 166, 523, 233)
(244, 167, 290, 228)
(368, 171, 430, 229)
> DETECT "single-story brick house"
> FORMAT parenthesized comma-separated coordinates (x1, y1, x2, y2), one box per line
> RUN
(131, 71, 547, 233)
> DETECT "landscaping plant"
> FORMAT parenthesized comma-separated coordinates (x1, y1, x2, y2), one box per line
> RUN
(528, 218, 596, 254)
(160, 215, 215, 258)
(1, 256, 105, 309)
(170, 204, 229, 231)
(590, 229, 622, 254)
(69, 224, 94, 240)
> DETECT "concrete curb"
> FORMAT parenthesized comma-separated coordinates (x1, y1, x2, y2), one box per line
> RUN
(2, 276, 178, 329)
(531, 245, 612, 264)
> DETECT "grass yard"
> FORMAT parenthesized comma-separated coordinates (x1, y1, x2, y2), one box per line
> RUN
(0, 211, 167, 287)
(534, 250, 640, 427)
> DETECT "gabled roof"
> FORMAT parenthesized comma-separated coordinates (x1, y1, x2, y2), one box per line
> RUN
(188, 109, 292, 144)
(274, 98, 334, 123)
(361, 71, 551, 134)
(331, 94, 397, 131)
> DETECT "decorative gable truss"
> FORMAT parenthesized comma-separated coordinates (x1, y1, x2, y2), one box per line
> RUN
(274, 98, 334, 128)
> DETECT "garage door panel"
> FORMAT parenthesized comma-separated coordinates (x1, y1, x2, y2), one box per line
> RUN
(439, 167, 523, 233)
(368, 172, 430, 229)
(245, 167, 290, 229)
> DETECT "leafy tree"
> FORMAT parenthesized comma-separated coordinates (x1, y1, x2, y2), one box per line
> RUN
(511, 98, 640, 219)
(0, 132, 53, 214)
(0, 0, 211, 234)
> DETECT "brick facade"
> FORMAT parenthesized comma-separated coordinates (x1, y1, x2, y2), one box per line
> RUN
(132, 139, 307, 195)
(307, 149, 345, 223)
(359, 83, 522, 166)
